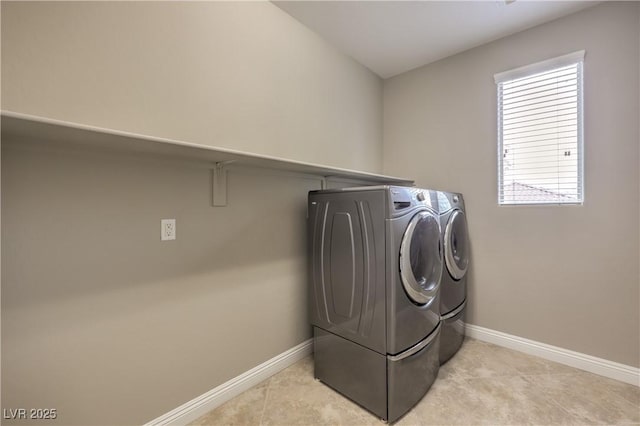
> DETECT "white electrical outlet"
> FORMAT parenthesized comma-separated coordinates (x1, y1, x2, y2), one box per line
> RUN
(161, 219, 176, 241)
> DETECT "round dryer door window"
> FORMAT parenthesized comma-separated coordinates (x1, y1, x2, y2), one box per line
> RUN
(399, 210, 442, 306)
(445, 209, 469, 280)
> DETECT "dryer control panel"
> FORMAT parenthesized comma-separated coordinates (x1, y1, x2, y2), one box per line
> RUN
(437, 191, 465, 214)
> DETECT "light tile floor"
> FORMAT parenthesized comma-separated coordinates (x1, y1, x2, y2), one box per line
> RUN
(190, 338, 640, 425)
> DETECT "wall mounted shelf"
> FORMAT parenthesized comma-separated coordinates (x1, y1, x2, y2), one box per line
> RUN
(1, 111, 414, 205)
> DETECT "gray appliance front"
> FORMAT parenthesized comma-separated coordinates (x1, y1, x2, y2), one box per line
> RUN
(438, 192, 469, 315)
(386, 206, 441, 355)
(309, 186, 443, 421)
(308, 190, 387, 354)
(309, 188, 442, 356)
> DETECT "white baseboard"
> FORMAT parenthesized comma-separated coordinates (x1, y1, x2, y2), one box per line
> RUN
(145, 325, 638, 426)
(465, 324, 639, 387)
(145, 339, 314, 426)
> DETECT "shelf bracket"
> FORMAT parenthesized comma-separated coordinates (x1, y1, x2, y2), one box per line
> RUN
(320, 177, 328, 190)
(212, 161, 235, 207)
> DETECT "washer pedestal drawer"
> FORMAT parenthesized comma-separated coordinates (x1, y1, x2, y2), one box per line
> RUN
(387, 325, 440, 422)
(313, 327, 387, 419)
(440, 304, 466, 365)
(314, 325, 441, 423)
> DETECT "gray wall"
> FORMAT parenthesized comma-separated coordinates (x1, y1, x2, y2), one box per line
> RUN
(1, 1, 382, 172)
(383, 2, 640, 367)
(1, 2, 383, 425)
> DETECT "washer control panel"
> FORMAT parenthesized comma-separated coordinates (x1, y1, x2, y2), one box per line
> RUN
(390, 187, 436, 213)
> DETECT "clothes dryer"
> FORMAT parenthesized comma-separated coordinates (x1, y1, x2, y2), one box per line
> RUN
(308, 186, 442, 422)
(437, 191, 469, 364)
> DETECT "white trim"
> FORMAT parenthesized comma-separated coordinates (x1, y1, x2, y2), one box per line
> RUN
(465, 324, 639, 387)
(494, 50, 585, 83)
(144, 339, 313, 426)
(577, 59, 585, 204)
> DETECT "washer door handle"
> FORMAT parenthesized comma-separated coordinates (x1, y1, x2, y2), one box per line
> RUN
(399, 210, 442, 306)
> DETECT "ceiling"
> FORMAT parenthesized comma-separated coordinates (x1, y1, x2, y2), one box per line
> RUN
(273, 1, 599, 78)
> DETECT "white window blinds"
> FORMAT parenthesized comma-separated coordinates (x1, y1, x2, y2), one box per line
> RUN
(495, 51, 584, 205)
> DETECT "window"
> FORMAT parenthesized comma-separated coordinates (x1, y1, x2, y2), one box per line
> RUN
(495, 51, 584, 205)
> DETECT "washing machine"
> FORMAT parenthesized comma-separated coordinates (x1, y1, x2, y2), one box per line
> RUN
(308, 186, 442, 422)
(437, 191, 469, 364)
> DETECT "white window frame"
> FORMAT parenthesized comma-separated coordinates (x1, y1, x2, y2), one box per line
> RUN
(495, 50, 585, 206)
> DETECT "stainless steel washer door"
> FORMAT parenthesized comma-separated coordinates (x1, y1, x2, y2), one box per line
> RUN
(444, 209, 469, 280)
(399, 210, 442, 305)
